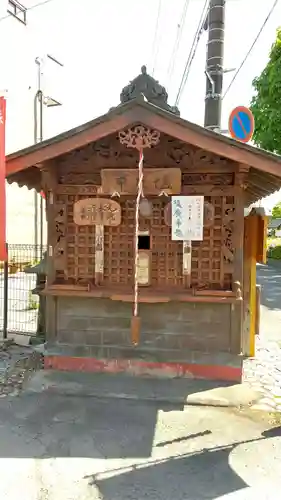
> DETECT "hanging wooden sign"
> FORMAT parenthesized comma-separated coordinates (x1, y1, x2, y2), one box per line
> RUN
(101, 168, 181, 195)
(136, 250, 151, 286)
(146, 168, 181, 195)
(73, 198, 121, 226)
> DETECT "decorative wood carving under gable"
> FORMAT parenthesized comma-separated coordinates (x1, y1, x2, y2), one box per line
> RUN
(182, 173, 234, 185)
(55, 130, 235, 175)
(59, 172, 100, 185)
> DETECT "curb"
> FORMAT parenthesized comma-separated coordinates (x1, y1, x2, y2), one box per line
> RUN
(27, 384, 258, 409)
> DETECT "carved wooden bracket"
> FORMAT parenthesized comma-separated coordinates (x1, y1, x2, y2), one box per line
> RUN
(118, 125, 160, 151)
(235, 164, 250, 189)
(51, 202, 67, 273)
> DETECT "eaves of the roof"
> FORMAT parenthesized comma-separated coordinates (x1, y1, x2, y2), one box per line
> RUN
(5, 98, 281, 178)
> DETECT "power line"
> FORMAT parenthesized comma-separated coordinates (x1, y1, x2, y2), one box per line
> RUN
(166, 0, 191, 86)
(0, 0, 56, 22)
(174, 0, 209, 107)
(222, 0, 279, 99)
(151, 0, 163, 76)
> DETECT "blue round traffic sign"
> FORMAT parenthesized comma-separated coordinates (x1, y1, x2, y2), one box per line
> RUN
(228, 106, 254, 143)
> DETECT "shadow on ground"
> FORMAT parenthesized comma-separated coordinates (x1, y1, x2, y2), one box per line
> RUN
(0, 389, 279, 499)
(86, 437, 270, 500)
(257, 262, 281, 311)
(0, 370, 235, 459)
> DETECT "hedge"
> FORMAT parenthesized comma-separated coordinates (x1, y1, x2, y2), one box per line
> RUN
(267, 244, 281, 260)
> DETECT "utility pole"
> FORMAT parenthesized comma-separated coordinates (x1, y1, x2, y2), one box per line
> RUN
(33, 55, 63, 260)
(33, 57, 42, 260)
(204, 0, 225, 131)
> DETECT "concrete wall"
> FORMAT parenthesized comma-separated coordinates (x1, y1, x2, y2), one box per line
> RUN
(50, 297, 232, 362)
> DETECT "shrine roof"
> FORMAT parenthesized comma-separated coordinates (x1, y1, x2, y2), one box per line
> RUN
(5, 65, 281, 204)
(6, 96, 281, 178)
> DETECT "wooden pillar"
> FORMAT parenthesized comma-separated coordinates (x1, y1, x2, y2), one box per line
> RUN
(242, 214, 258, 356)
(230, 167, 247, 354)
(40, 163, 58, 341)
(255, 284, 261, 336)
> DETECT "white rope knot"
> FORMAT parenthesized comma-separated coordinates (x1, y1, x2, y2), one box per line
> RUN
(133, 149, 144, 317)
(110, 191, 121, 198)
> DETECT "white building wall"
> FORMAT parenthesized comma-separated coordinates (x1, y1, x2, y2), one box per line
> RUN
(1, 0, 65, 246)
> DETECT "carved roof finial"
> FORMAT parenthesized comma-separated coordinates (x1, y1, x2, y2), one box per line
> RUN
(120, 66, 180, 116)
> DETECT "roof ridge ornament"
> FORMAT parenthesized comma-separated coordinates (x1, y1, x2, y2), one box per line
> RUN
(120, 65, 180, 116)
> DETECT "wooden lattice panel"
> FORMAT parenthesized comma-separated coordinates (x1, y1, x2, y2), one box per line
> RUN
(150, 200, 183, 287)
(56, 193, 96, 284)
(191, 196, 234, 290)
(54, 192, 234, 291)
(103, 199, 183, 288)
(103, 200, 134, 285)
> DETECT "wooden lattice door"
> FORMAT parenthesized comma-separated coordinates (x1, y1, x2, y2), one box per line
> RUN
(103, 199, 183, 289)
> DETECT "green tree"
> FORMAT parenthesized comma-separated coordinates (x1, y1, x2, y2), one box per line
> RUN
(272, 201, 281, 218)
(250, 28, 281, 154)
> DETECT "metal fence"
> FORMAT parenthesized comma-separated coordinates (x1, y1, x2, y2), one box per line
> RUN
(0, 244, 44, 337)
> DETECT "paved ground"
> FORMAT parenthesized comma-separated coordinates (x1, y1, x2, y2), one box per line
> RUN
(243, 262, 281, 411)
(0, 262, 279, 497)
(0, 390, 280, 499)
(256, 261, 281, 342)
(25, 369, 261, 408)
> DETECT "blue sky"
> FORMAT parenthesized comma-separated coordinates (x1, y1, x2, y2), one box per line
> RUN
(4, 0, 281, 209)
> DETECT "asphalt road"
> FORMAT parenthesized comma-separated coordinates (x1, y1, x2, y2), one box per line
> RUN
(257, 262, 281, 343)
(0, 391, 280, 499)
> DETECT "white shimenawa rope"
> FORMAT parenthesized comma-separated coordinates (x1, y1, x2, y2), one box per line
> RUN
(133, 149, 144, 317)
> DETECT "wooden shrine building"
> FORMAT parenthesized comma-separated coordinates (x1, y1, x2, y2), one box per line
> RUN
(6, 66, 281, 381)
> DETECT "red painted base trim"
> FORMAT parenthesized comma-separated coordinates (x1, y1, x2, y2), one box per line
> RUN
(44, 356, 242, 382)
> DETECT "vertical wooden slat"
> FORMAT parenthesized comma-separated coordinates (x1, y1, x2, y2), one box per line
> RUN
(220, 196, 226, 288)
(183, 240, 192, 288)
(74, 194, 79, 283)
(95, 224, 104, 285)
(95, 187, 104, 285)
(232, 188, 244, 291)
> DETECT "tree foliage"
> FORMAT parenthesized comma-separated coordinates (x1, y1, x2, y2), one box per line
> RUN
(272, 201, 281, 218)
(250, 28, 281, 154)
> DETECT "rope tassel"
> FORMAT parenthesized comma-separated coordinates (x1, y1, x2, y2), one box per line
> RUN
(131, 148, 144, 345)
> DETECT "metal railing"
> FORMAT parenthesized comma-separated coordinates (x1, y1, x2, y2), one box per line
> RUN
(0, 244, 44, 338)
